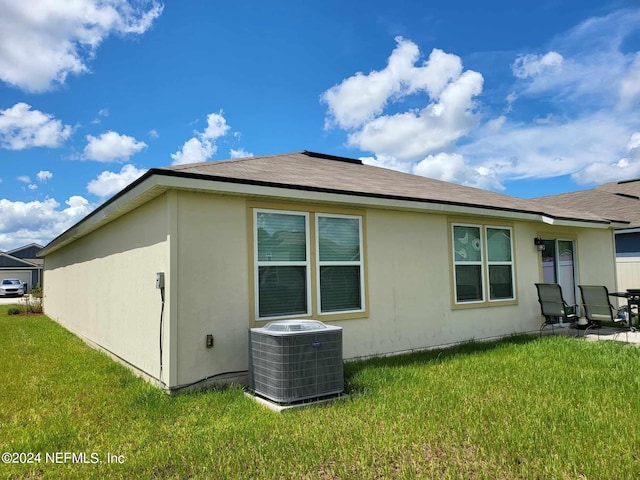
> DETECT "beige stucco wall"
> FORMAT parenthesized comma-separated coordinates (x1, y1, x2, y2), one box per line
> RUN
(338, 213, 525, 358)
(43, 188, 618, 389)
(44, 194, 172, 383)
(173, 191, 249, 386)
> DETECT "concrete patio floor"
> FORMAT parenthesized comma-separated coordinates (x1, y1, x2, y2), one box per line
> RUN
(549, 324, 640, 344)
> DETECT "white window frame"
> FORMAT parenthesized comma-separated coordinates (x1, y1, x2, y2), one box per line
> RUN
(254, 209, 311, 321)
(315, 213, 365, 315)
(452, 223, 485, 304)
(485, 226, 516, 302)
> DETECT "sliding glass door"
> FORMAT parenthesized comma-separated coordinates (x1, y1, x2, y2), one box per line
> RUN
(541, 239, 577, 307)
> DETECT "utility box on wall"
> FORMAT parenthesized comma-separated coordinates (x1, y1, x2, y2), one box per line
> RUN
(248, 320, 343, 404)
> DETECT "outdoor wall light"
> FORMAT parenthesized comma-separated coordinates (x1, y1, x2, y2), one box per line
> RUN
(534, 237, 545, 251)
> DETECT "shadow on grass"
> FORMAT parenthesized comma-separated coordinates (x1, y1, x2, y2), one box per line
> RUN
(343, 333, 540, 393)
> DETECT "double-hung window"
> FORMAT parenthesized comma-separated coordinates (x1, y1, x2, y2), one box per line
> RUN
(317, 214, 364, 314)
(452, 223, 515, 305)
(255, 210, 311, 318)
(253, 208, 365, 321)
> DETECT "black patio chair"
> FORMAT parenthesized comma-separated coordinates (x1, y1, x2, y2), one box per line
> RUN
(579, 285, 629, 341)
(535, 283, 578, 336)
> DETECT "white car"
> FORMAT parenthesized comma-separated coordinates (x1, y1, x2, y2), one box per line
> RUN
(0, 278, 25, 297)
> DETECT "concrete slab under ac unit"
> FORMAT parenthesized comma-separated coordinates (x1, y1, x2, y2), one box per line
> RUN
(244, 391, 349, 413)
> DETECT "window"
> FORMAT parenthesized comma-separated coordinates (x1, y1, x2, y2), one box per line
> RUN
(452, 223, 515, 304)
(486, 228, 514, 300)
(255, 210, 310, 318)
(253, 208, 365, 321)
(317, 214, 364, 314)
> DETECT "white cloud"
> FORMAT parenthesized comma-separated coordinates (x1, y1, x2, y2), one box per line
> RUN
(203, 112, 230, 139)
(324, 10, 640, 192)
(0, 0, 163, 92)
(322, 37, 467, 130)
(86, 164, 148, 198)
(229, 148, 253, 159)
(458, 113, 632, 184)
(83, 131, 147, 162)
(412, 153, 503, 191)
(17, 176, 31, 184)
(171, 137, 214, 165)
(510, 10, 640, 107)
(322, 37, 483, 163)
(512, 52, 563, 79)
(0, 103, 72, 150)
(28, 184, 37, 191)
(37, 170, 53, 182)
(619, 53, 640, 108)
(148, 129, 159, 139)
(570, 131, 640, 184)
(91, 108, 110, 124)
(0, 196, 94, 250)
(171, 111, 232, 165)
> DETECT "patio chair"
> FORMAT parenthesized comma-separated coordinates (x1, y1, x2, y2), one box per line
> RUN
(578, 285, 629, 341)
(535, 283, 578, 336)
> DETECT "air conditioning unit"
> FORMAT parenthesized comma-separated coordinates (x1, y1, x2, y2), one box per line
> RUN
(248, 320, 343, 404)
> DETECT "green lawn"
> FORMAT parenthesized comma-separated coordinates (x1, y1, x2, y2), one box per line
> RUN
(2, 305, 640, 479)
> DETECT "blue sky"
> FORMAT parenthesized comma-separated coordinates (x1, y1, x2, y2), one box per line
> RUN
(1, 1, 640, 251)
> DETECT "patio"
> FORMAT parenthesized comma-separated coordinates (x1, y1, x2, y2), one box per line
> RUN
(549, 324, 640, 344)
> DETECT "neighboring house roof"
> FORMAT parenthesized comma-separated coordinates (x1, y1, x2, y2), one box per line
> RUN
(532, 178, 640, 229)
(7, 243, 44, 258)
(0, 251, 41, 268)
(40, 151, 627, 257)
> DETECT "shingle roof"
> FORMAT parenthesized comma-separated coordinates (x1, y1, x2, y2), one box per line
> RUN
(158, 151, 611, 223)
(40, 151, 623, 257)
(533, 178, 640, 229)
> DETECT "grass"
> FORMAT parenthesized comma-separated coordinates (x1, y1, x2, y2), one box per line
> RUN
(2, 304, 640, 479)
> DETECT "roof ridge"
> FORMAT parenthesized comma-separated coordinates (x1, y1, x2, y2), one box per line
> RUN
(164, 151, 306, 171)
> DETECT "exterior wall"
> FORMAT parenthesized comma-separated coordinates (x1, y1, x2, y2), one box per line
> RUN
(335, 213, 535, 359)
(615, 232, 640, 294)
(43, 194, 172, 384)
(174, 192, 250, 386)
(172, 196, 618, 383)
(43, 188, 619, 390)
(574, 228, 618, 288)
(616, 257, 640, 293)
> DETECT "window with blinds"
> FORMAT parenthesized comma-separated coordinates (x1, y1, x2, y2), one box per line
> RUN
(452, 223, 515, 305)
(317, 214, 364, 314)
(255, 210, 310, 318)
(254, 208, 365, 320)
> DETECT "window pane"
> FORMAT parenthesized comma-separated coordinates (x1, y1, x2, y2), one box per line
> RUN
(487, 228, 512, 262)
(455, 265, 482, 301)
(257, 212, 306, 262)
(320, 266, 361, 312)
(258, 266, 307, 317)
(489, 265, 514, 300)
(318, 216, 360, 261)
(453, 226, 481, 262)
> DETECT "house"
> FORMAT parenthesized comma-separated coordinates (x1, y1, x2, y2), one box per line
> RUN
(0, 243, 44, 291)
(39, 151, 624, 392)
(533, 179, 640, 293)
